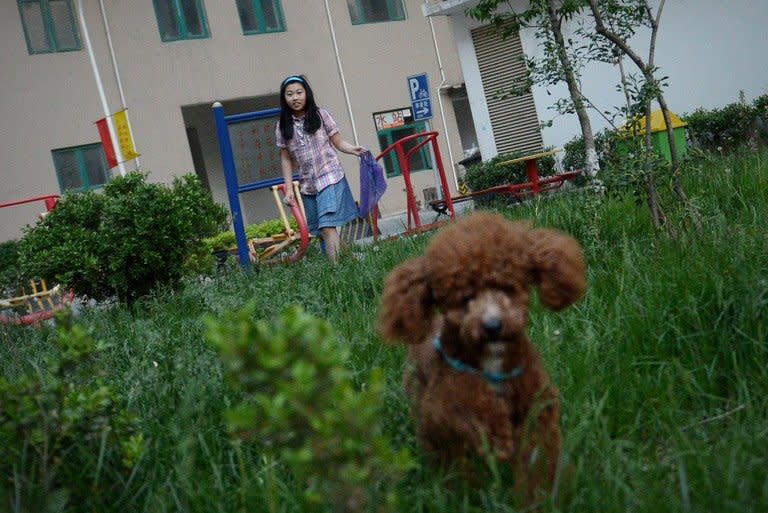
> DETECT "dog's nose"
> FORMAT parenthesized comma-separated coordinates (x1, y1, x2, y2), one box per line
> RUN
(483, 316, 502, 337)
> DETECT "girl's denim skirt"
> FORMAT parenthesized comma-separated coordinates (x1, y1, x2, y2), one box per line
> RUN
(302, 177, 358, 236)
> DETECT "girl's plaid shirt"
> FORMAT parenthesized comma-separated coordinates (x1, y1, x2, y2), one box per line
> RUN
(276, 108, 345, 195)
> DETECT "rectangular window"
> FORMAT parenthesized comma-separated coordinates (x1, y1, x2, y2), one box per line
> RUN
(52, 143, 110, 192)
(152, 0, 209, 42)
(18, 0, 80, 54)
(346, 0, 405, 25)
(236, 0, 285, 34)
(377, 121, 432, 178)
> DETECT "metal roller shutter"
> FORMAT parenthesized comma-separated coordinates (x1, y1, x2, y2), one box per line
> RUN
(471, 24, 543, 155)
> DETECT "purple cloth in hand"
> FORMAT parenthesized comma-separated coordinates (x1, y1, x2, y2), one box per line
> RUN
(358, 151, 387, 218)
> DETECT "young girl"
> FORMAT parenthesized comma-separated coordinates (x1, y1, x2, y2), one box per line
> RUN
(276, 74, 365, 263)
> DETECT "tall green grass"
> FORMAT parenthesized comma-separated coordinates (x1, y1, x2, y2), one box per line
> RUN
(1, 149, 766, 512)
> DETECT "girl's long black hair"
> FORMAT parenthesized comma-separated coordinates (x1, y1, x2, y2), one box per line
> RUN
(279, 75, 322, 141)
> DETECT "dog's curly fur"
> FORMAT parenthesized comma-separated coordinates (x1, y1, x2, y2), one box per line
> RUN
(378, 212, 586, 501)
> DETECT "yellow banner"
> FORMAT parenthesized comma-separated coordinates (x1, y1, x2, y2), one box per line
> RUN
(113, 109, 139, 160)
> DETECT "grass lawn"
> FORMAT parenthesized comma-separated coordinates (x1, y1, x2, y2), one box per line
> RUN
(2, 149, 767, 512)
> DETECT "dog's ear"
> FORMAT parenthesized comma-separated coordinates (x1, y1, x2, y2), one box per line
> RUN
(527, 228, 587, 310)
(377, 257, 434, 345)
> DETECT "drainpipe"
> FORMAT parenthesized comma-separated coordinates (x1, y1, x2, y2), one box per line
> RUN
(97, 0, 141, 170)
(427, 12, 458, 189)
(322, 0, 358, 144)
(76, 0, 126, 176)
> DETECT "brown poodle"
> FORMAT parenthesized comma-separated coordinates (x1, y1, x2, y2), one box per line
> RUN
(377, 212, 586, 502)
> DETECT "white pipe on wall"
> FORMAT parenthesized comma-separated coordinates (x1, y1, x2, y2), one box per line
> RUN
(76, 0, 126, 176)
(322, 0, 359, 145)
(427, 13, 458, 190)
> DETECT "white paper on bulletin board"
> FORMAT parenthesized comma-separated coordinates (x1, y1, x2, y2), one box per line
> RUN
(228, 116, 282, 185)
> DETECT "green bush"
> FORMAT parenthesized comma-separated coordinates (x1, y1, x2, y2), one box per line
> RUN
(206, 304, 414, 512)
(561, 129, 619, 172)
(463, 149, 556, 193)
(0, 239, 21, 295)
(0, 314, 144, 511)
(685, 93, 768, 153)
(18, 172, 228, 303)
(19, 189, 108, 298)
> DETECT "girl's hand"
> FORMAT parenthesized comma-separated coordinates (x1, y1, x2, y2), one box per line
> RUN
(283, 190, 296, 207)
(351, 145, 367, 157)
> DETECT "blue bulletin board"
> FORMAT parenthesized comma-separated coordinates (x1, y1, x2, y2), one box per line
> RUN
(228, 114, 282, 184)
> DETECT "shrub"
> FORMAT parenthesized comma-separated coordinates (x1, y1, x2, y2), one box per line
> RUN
(0, 240, 21, 295)
(205, 304, 414, 512)
(18, 172, 228, 303)
(561, 129, 618, 172)
(463, 148, 557, 194)
(18, 189, 108, 298)
(0, 314, 144, 511)
(685, 93, 768, 153)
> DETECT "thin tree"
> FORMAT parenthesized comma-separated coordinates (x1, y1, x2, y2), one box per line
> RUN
(585, 0, 700, 229)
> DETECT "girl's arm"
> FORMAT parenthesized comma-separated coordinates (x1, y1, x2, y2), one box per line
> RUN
(330, 133, 366, 156)
(280, 148, 297, 206)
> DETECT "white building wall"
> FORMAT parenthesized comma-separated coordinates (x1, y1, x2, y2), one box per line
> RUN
(0, 0, 465, 241)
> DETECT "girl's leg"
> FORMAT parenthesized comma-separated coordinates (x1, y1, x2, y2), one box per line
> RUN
(320, 227, 342, 263)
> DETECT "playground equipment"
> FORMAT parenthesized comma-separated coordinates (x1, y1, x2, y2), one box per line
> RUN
(0, 194, 75, 326)
(213, 102, 312, 269)
(213, 101, 582, 261)
(376, 131, 455, 235)
(213, 102, 380, 269)
(0, 279, 75, 326)
(246, 181, 310, 265)
(388, 138, 583, 235)
(429, 148, 582, 216)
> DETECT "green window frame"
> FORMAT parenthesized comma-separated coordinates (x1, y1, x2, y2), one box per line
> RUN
(377, 121, 432, 178)
(346, 0, 405, 25)
(17, 0, 81, 54)
(152, 0, 210, 42)
(236, 0, 285, 34)
(52, 143, 110, 193)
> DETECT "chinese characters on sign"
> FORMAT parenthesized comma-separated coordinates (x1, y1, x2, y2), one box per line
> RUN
(113, 110, 139, 160)
(228, 117, 282, 185)
(373, 108, 413, 130)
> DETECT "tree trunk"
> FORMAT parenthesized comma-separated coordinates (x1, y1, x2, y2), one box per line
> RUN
(545, 0, 600, 176)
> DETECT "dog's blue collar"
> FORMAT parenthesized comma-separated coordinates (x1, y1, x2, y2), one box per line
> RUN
(432, 337, 523, 384)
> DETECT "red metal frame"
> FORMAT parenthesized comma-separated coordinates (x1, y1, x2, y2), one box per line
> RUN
(375, 132, 583, 225)
(0, 194, 60, 212)
(265, 182, 311, 264)
(429, 169, 583, 214)
(376, 131, 455, 234)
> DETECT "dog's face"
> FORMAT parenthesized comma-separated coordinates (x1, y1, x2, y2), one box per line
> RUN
(378, 213, 587, 347)
(446, 288, 530, 349)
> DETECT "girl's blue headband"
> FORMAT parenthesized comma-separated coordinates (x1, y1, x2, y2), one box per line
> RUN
(281, 76, 305, 87)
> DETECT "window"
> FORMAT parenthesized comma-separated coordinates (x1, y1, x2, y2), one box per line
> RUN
(346, 0, 405, 25)
(236, 0, 285, 34)
(52, 144, 110, 192)
(17, 0, 80, 54)
(377, 121, 432, 178)
(152, 0, 209, 42)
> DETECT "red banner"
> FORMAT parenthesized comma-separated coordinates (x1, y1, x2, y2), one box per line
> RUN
(95, 118, 118, 168)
